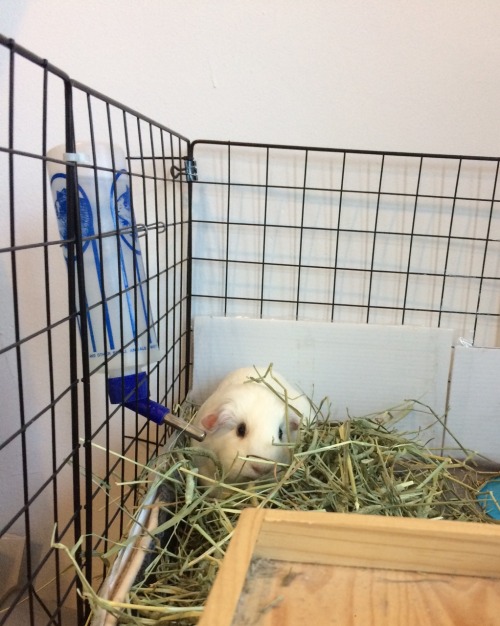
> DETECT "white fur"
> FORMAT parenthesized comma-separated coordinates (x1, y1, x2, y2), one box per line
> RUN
(190, 367, 311, 483)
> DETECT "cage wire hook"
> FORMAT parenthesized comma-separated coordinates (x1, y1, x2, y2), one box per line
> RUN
(170, 157, 198, 182)
(135, 222, 166, 238)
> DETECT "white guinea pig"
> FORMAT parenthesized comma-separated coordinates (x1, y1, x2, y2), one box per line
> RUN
(190, 367, 311, 483)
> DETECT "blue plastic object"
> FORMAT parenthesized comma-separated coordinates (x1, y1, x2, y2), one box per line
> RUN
(107, 373, 170, 425)
(108, 372, 149, 403)
(477, 477, 500, 519)
(124, 398, 170, 425)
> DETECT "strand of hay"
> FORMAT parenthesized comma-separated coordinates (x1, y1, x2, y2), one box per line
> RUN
(56, 395, 499, 625)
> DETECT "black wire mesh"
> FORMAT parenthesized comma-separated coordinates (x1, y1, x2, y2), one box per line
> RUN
(190, 140, 499, 349)
(0, 36, 191, 625)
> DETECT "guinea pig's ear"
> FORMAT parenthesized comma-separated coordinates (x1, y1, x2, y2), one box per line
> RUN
(286, 412, 301, 432)
(289, 395, 311, 422)
(200, 406, 236, 433)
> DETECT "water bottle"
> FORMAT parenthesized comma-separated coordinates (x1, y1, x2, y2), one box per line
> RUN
(47, 142, 166, 422)
(46, 141, 205, 438)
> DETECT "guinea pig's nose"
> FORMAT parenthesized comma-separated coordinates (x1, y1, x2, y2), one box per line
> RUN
(249, 463, 270, 476)
(247, 456, 271, 476)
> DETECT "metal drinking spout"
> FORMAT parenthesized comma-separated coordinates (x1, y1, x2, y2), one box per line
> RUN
(108, 373, 206, 441)
(123, 398, 206, 441)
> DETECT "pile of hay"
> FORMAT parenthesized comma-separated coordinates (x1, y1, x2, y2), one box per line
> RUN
(57, 396, 498, 624)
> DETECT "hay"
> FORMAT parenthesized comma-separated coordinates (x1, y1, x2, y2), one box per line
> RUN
(56, 388, 499, 625)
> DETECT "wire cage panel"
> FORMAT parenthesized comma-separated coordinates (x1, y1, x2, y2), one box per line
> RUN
(0, 36, 191, 626)
(190, 141, 499, 348)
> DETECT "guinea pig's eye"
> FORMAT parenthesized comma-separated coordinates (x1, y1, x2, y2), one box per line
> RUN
(278, 426, 284, 441)
(236, 422, 247, 438)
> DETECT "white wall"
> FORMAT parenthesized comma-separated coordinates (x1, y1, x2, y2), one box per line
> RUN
(1, 0, 500, 155)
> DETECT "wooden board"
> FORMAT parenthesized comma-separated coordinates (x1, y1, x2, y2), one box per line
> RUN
(198, 509, 500, 626)
(231, 559, 500, 626)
